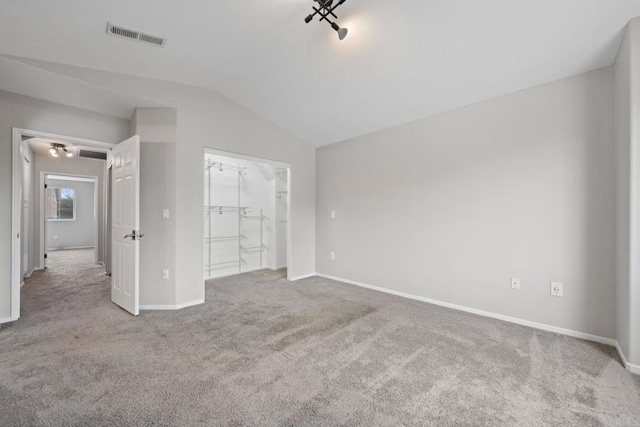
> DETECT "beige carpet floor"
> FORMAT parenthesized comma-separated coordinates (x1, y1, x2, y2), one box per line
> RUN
(1, 249, 639, 426)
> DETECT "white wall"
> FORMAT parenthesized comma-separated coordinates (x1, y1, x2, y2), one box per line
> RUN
(19, 60, 317, 308)
(614, 17, 640, 369)
(317, 67, 615, 339)
(0, 90, 129, 320)
(45, 178, 95, 250)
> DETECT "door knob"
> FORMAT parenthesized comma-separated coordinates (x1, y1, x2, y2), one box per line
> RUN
(124, 230, 144, 240)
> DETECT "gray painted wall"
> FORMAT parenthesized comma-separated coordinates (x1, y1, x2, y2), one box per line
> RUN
(0, 89, 129, 320)
(133, 107, 178, 307)
(614, 17, 640, 368)
(317, 67, 615, 339)
(45, 178, 95, 250)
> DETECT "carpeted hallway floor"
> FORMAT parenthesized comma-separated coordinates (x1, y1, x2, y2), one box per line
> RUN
(1, 250, 640, 426)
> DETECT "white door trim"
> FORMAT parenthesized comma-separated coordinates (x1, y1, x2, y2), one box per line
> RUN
(9, 127, 113, 323)
(40, 172, 99, 267)
(11, 129, 22, 322)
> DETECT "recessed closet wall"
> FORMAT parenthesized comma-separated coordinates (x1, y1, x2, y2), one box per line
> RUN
(204, 152, 289, 279)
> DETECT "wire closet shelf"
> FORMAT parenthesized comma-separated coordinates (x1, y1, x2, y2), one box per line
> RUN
(204, 158, 268, 278)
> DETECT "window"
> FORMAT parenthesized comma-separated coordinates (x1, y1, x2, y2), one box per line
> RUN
(46, 187, 75, 220)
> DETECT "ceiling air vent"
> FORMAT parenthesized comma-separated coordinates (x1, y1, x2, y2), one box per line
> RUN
(106, 22, 166, 47)
(79, 150, 108, 160)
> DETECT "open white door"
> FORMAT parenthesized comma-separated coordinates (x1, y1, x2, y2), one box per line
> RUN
(111, 135, 141, 315)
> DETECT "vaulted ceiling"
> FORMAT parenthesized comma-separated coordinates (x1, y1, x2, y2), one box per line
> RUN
(1, 0, 639, 146)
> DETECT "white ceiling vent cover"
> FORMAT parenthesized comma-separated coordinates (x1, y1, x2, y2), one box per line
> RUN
(106, 22, 166, 47)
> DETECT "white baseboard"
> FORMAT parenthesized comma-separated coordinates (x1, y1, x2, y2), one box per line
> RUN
(139, 305, 174, 310)
(316, 273, 618, 348)
(205, 266, 279, 281)
(616, 342, 629, 369)
(140, 298, 205, 311)
(205, 270, 238, 280)
(0, 317, 13, 324)
(47, 246, 95, 251)
(616, 342, 640, 375)
(176, 299, 205, 309)
(289, 272, 317, 281)
(268, 265, 287, 271)
(21, 267, 42, 285)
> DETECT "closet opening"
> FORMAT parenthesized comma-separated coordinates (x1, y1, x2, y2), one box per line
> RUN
(204, 149, 291, 281)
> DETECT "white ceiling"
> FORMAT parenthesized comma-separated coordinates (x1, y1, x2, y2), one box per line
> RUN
(0, 0, 639, 146)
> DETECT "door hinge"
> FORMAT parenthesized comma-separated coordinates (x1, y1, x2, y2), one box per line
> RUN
(44, 184, 48, 189)
(44, 253, 48, 259)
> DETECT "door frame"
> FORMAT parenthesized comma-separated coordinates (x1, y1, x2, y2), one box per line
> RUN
(203, 147, 292, 283)
(10, 127, 112, 322)
(39, 173, 99, 268)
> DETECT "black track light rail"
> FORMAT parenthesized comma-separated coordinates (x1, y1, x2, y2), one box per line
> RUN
(305, 0, 349, 40)
(312, 6, 337, 22)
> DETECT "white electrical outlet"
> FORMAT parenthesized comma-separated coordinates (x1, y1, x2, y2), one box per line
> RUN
(510, 277, 521, 290)
(162, 269, 170, 280)
(331, 211, 336, 219)
(551, 282, 563, 297)
(330, 251, 335, 260)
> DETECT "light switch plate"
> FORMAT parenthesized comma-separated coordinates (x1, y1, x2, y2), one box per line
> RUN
(163, 209, 170, 219)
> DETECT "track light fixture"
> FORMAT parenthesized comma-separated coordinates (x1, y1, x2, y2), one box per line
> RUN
(49, 143, 73, 158)
(305, 0, 349, 41)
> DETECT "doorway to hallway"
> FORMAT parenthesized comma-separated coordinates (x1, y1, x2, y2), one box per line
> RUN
(43, 175, 98, 270)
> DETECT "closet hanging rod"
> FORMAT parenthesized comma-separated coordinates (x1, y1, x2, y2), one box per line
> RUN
(205, 206, 251, 214)
(204, 160, 248, 174)
(240, 244, 268, 253)
(206, 235, 247, 242)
